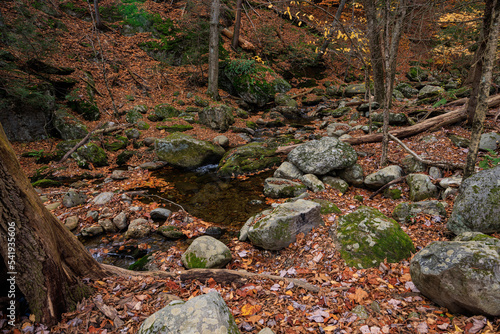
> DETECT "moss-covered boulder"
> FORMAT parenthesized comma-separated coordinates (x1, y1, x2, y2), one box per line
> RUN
(137, 291, 240, 334)
(156, 133, 225, 169)
(263, 177, 307, 198)
(406, 66, 429, 82)
(126, 108, 143, 124)
(395, 82, 419, 98)
(406, 173, 438, 202)
(447, 165, 500, 234)
(410, 232, 500, 316)
(181, 236, 232, 269)
(311, 199, 341, 214)
(334, 206, 415, 268)
(344, 84, 366, 97)
(157, 225, 185, 240)
(392, 200, 447, 223)
(52, 109, 88, 140)
(322, 176, 349, 193)
(117, 150, 135, 166)
(148, 103, 180, 121)
(364, 165, 403, 189)
(77, 143, 108, 166)
(370, 112, 408, 125)
(217, 143, 280, 177)
(219, 59, 291, 107)
(246, 199, 322, 250)
(104, 135, 128, 152)
(418, 85, 445, 100)
(338, 163, 364, 187)
(288, 137, 357, 175)
(199, 104, 235, 132)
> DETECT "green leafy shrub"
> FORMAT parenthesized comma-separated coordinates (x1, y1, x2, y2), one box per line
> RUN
(479, 149, 500, 169)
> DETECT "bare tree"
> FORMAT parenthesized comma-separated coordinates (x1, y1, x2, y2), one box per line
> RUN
(208, 0, 221, 100)
(361, 0, 410, 165)
(0, 123, 109, 326)
(94, 0, 104, 30)
(232, 0, 243, 51)
(316, 0, 348, 60)
(464, 0, 500, 178)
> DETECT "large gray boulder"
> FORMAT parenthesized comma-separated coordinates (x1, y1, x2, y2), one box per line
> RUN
(392, 200, 447, 223)
(181, 236, 232, 269)
(52, 109, 88, 140)
(218, 143, 280, 177)
(156, 133, 225, 169)
(334, 206, 415, 268)
(302, 174, 325, 192)
(479, 132, 500, 151)
(418, 85, 444, 99)
(406, 174, 438, 201)
(199, 104, 235, 132)
(410, 232, 500, 316)
(62, 190, 87, 208)
(370, 112, 408, 125)
(263, 178, 307, 198)
(246, 200, 322, 250)
(137, 291, 240, 334)
(364, 165, 403, 189)
(288, 137, 357, 175)
(125, 218, 151, 239)
(338, 163, 364, 187)
(273, 161, 303, 180)
(447, 166, 500, 234)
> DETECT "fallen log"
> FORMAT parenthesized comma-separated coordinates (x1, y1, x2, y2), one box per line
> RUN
(221, 28, 255, 51)
(343, 94, 500, 145)
(103, 265, 320, 293)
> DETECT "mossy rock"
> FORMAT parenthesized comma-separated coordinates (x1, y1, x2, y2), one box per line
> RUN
(104, 135, 128, 152)
(136, 121, 150, 130)
(52, 109, 89, 140)
(128, 255, 151, 271)
(117, 150, 135, 166)
(148, 103, 180, 121)
(126, 109, 143, 123)
(32, 179, 62, 188)
(219, 59, 291, 107)
(406, 67, 429, 82)
(217, 143, 280, 177)
(156, 133, 225, 169)
(384, 188, 402, 199)
(392, 200, 447, 223)
(335, 206, 415, 268)
(77, 143, 108, 167)
(194, 96, 209, 107)
(156, 124, 194, 132)
(157, 225, 185, 239)
(311, 199, 341, 214)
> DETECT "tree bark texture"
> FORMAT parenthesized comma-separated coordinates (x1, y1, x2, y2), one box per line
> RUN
(464, 0, 500, 178)
(0, 124, 108, 326)
(232, 0, 243, 50)
(208, 0, 221, 100)
(465, 0, 497, 124)
(317, 0, 347, 59)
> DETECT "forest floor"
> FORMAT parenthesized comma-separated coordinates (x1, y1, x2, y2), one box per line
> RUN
(2, 0, 500, 333)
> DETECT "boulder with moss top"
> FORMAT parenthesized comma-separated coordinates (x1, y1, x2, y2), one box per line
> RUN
(288, 137, 357, 175)
(218, 143, 280, 177)
(156, 133, 225, 169)
(181, 235, 232, 269)
(406, 174, 438, 201)
(77, 143, 108, 166)
(447, 165, 500, 234)
(245, 199, 322, 250)
(364, 165, 402, 189)
(392, 200, 447, 223)
(410, 232, 500, 316)
(199, 104, 235, 132)
(334, 206, 415, 268)
(137, 291, 240, 334)
(263, 177, 307, 198)
(53, 109, 88, 140)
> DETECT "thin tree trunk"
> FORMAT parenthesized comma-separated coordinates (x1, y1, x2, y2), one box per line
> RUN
(465, 0, 496, 124)
(316, 0, 347, 60)
(464, 0, 500, 178)
(0, 124, 109, 326)
(232, 0, 243, 51)
(208, 0, 221, 100)
(363, 0, 385, 105)
(94, 0, 103, 30)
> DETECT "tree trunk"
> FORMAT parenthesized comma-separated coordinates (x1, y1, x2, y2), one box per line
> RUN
(0, 124, 108, 326)
(207, 0, 221, 100)
(363, 0, 386, 105)
(316, 0, 347, 60)
(232, 0, 243, 51)
(465, 0, 496, 124)
(464, 0, 500, 178)
(94, 0, 104, 30)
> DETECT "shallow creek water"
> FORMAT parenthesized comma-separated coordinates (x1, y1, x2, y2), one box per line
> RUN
(84, 166, 273, 268)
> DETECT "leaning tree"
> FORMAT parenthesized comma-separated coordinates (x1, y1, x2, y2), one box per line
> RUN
(0, 123, 110, 326)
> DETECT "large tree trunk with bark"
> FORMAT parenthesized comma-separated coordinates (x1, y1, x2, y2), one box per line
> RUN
(0, 124, 108, 326)
(231, 0, 243, 50)
(464, 0, 500, 178)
